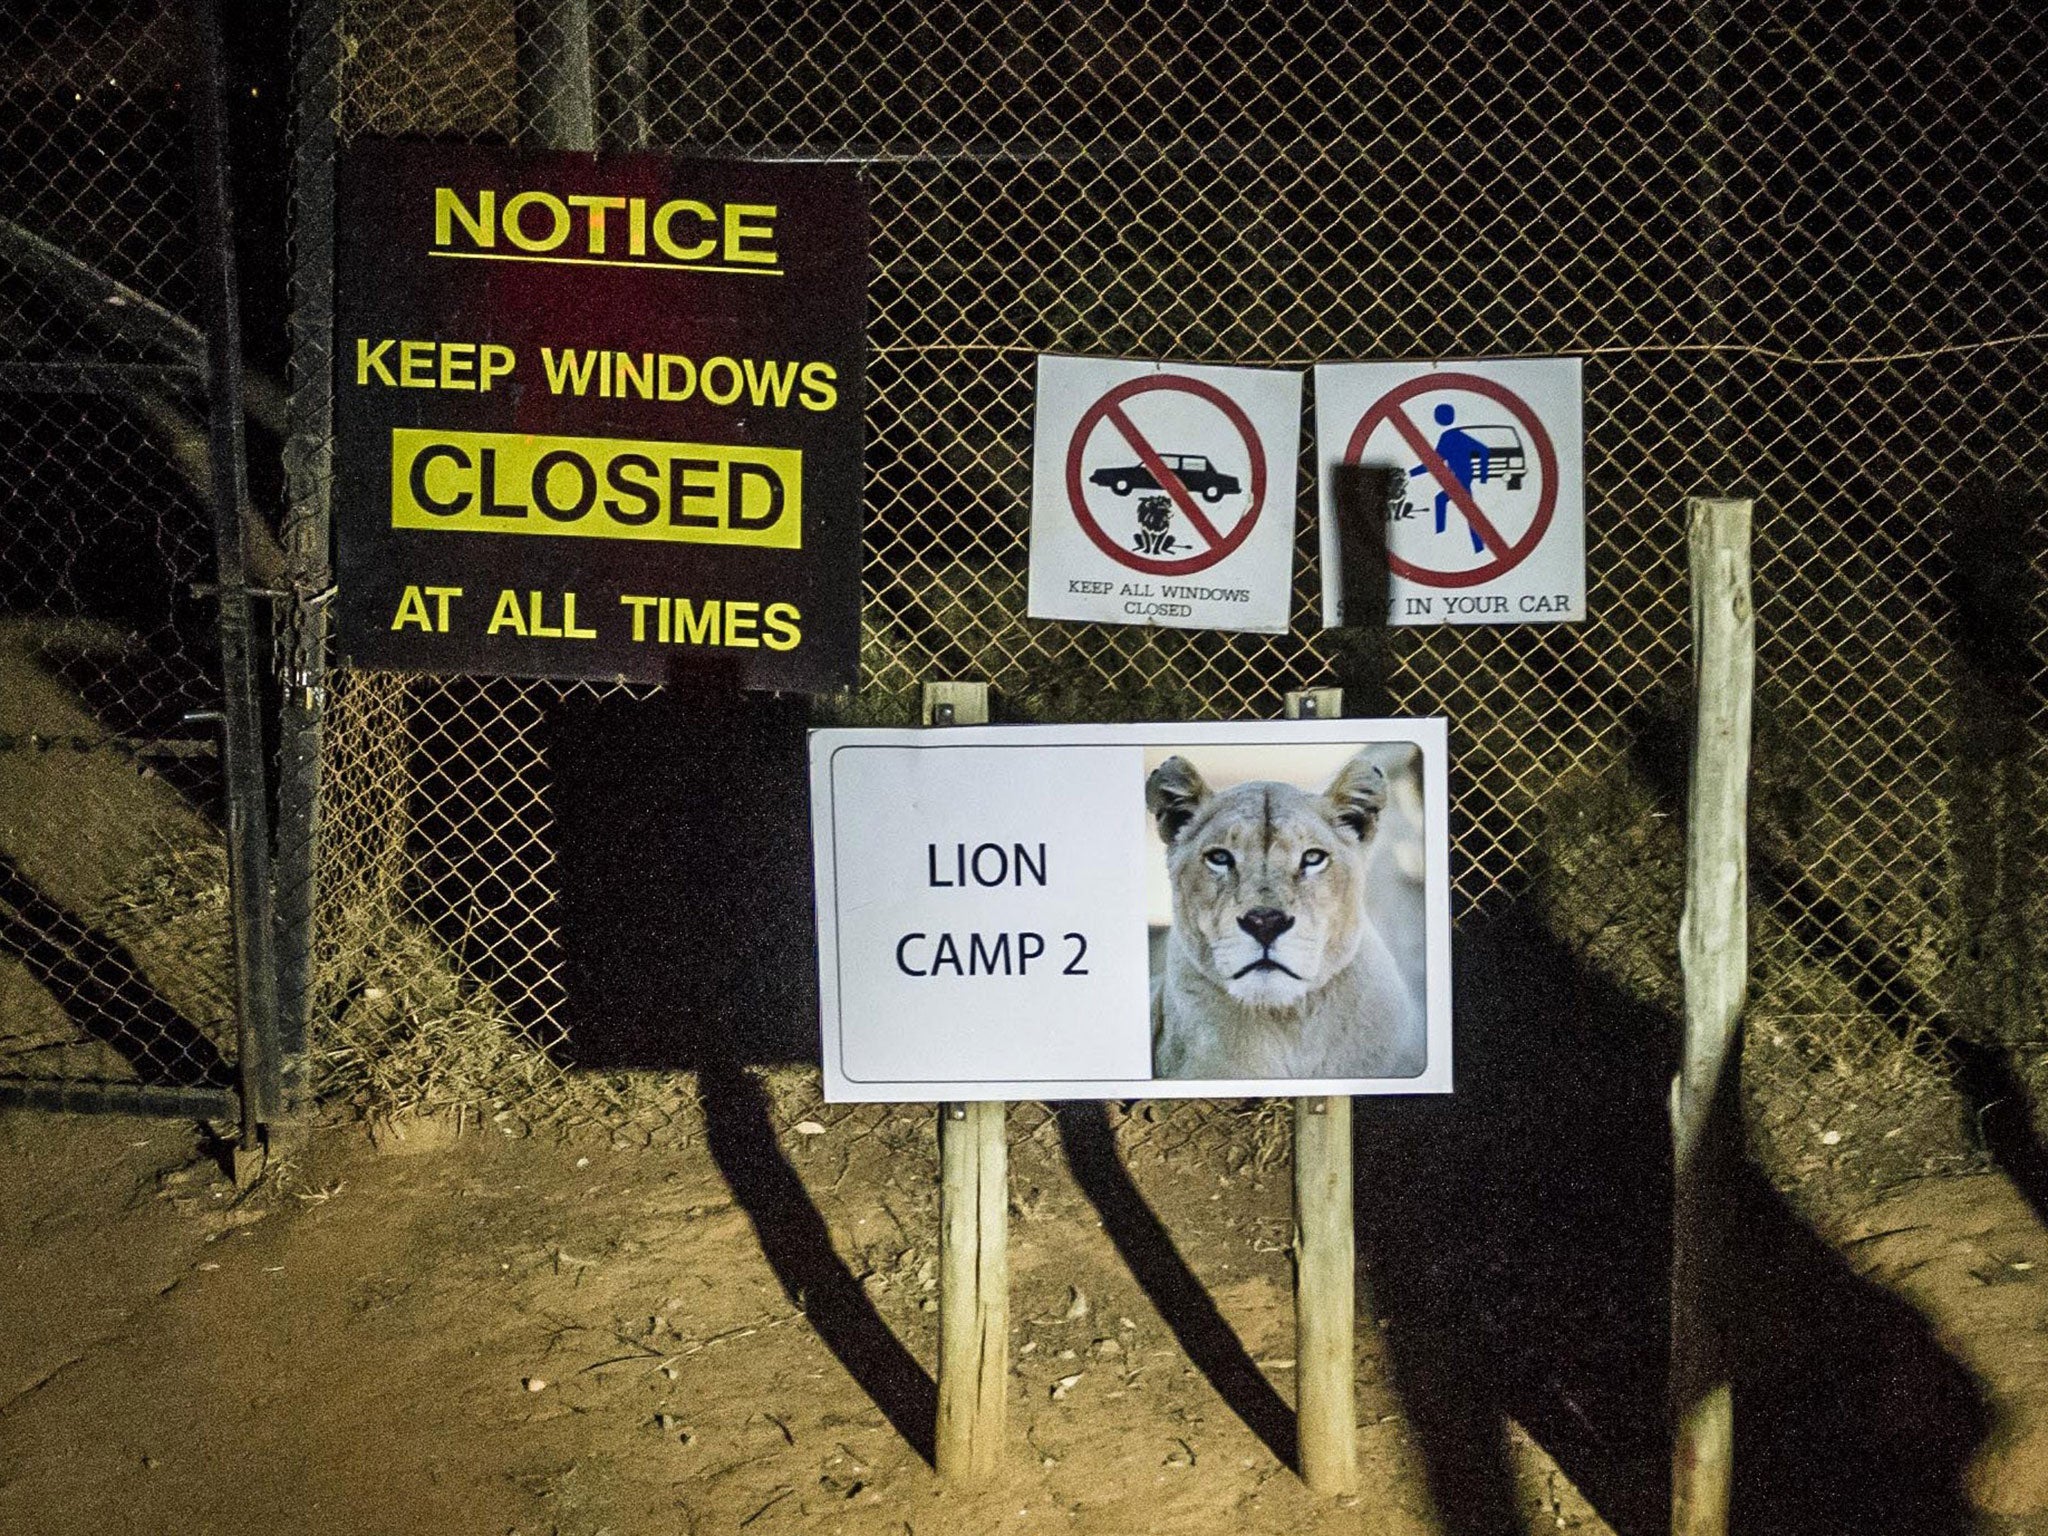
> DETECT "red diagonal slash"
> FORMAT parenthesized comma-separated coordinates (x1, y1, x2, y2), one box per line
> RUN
(1383, 410, 1513, 563)
(1101, 403, 1230, 548)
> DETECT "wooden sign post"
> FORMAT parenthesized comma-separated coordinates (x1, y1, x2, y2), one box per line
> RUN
(924, 681, 1010, 1485)
(1285, 687, 1360, 1496)
(1671, 499, 1754, 1536)
(821, 684, 1430, 1492)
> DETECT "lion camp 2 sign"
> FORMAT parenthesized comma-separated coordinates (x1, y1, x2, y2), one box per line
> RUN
(809, 719, 1452, 1101)
(331, 139, 868, 689)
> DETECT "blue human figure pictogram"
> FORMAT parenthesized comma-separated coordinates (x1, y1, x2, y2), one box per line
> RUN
(1408, 401, 1489, 553)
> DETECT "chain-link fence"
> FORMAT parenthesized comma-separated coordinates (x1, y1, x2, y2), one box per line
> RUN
(0, 2, 254, 1115)
(298, 0, 2048, 1201)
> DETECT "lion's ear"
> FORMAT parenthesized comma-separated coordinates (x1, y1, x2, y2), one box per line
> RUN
(1323, 753, 1388, 842)
(1146, 756, 1210, 845)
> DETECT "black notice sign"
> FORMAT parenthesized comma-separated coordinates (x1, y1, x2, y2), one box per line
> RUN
(332, 139, 867, 689)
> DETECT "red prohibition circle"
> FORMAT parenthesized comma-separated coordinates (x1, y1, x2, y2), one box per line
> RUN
(1343, 371, 1559, 589)
(1064, 374, 1269, 577)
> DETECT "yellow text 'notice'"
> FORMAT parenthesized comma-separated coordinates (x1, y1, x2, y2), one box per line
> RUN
(390, 427, 801, 549)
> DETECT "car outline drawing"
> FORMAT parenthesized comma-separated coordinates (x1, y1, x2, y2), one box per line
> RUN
(1089, 453, 1243, 503)
(1458, 424, 1528, 490)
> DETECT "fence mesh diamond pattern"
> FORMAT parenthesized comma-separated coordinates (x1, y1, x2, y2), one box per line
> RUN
(8, 1, 2046, 1190)
(0, 3, 240, 1103)
(301, 0, 2048, 1191)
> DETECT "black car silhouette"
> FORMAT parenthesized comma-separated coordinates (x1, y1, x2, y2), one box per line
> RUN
(1089, 453, 1242, 503)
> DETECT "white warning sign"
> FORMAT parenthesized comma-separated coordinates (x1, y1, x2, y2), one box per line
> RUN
(1030, 355, 1302, 634)
(1315, 358, 1584, 627)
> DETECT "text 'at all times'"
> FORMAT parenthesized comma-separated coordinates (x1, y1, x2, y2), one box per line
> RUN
(389, 585, 803, 652)
(895, 841, 1091, 979)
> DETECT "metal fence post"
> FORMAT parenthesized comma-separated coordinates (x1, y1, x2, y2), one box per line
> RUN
(190, 0, 282, 1161)
(516, 0, 598, 151)
(274, 0, 343, 1119)
(1671, 496, 1754, 1536)
(924, 680, 1010, 1484)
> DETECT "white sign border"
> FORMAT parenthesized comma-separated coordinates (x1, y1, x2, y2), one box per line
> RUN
(811, 718, 1453, 1102)
(1315, 355, 1586, 629)
(1027, 354, 1305, 636)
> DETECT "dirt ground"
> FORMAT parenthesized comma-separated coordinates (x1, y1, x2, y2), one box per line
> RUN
(3, 1094, 2048, 1536)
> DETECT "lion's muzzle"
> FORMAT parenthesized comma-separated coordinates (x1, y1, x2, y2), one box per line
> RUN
(1236, 907, 1294, 947)
(1231, 907, 1304, 982)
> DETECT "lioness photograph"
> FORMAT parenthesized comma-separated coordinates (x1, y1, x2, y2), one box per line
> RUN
(1145, 742, 1428, 1080)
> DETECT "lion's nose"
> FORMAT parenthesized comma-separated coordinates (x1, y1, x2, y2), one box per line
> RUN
(1237, 907, 1295, 948)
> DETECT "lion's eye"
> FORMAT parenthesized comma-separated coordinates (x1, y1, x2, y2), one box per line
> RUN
(1203, 849, 1235, 873)
(1300, 848, 1330, 872)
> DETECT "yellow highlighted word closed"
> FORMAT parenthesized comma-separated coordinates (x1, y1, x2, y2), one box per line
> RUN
(390, 428, 801, 549)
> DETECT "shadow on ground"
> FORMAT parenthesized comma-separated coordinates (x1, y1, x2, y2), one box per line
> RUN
(543, 687, 951, 1454)
(693, 1059, 939, 1463)
(533, 672, 2015, 1529)
(1362, 901, 1992, 1536)
(0, 853, 226, 1088)
(1056, 1099, 1299, 1469)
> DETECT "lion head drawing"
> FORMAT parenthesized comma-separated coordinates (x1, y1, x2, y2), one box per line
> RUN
(1145, 751, 1387, 1011)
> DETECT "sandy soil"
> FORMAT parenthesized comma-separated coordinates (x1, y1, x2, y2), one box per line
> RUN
(0, 1097, 1601, 1536)
(4, 1095, 2047, 1536)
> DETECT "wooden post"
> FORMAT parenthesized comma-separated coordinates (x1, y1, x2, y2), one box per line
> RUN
(924, 682, 1009, 1484)
(1285, 687, 1359, 1496)
(1671, 499, 1753, 1536)
(938, 1098, 1008, 1481)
